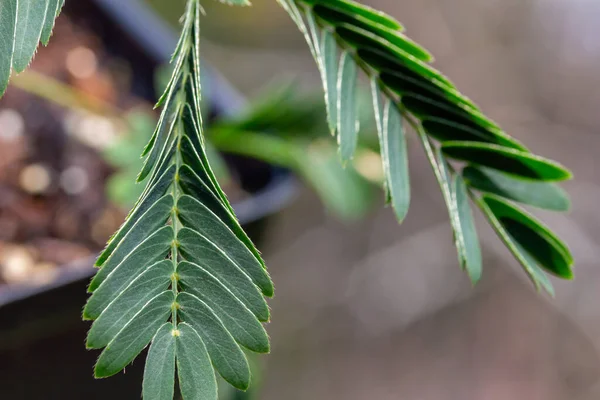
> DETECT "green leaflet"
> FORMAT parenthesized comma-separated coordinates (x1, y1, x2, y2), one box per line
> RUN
(177, 195, 273, 296)
(401, 93, 503, 138)
(0, 1, 17, 96)
(335, 24, 453, 88)
(477, 198, 555, 295)
(0, 0, 64, 96)
(453, 175, 482, 283)
(143, 323, 177, 400)
(85, 226, 173, 319)
(382, 99, 410, 222)
(462, 166, 570, 212)
(435, 148, 482, 283)
(40, 0, 61, 45)
(442, 141, 572, 182)
(481, 195, 573, 278)
(371, 81, 390, 201)
(321, 30, 339, 135)
(96, 165, 176, 267)
(13, 0, 49, 72)
(87, 260, 173, 349)
(422, 117, 524, 151)
(177, 261, 270, 353)
(337, 51, 359, 162)
(95, 291, 175, 378)
(90, 194, 174, 291)
(300, 0, 404, 31)
(312, 4, 431, 62)
(178, 227, 270, 322)
(178, 292, 251, 390)
(176, 323, 218, 400)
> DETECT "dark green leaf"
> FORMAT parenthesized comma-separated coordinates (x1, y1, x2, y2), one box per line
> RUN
(143, 323, 177, 400)
(84, 226, 173, 319)
(300, 0, 404, 31)
(96, 165, 176, 267)
(176, 323, 218, 400)
(177, 195, 273, 297)
(335, 24, 453, 87)
(178, 227, 270, 322)
(177, 261, 270, 353)
(401, 93, 506, 138)
(442, 141, 572, 181)
(312, 4, 431, 62)
(421, 117, 524, 150)
(90, 194, 173, 291)
(95, 291, 174, 378)
(463, 166, 570, 211)
(178, 292, 250, 390)
(481, 195, 573, 279)
(87, 260, 173, 349)
(477, 198, 555, 295)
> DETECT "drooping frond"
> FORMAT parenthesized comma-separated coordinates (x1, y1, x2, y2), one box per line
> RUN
(83, 1, 272, 398)
(279, 0, 573, 291)
(0, 0, 65, 96)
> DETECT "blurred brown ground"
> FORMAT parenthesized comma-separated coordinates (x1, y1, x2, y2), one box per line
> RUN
(200, 0, 600, 398)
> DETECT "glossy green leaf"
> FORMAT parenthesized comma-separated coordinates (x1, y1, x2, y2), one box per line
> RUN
(312, 5, 430, 62)
(178, 292, 251, 390)
(421, 117, 524, 150)
(382, 100, 410, 222)
(463, 166, 570, 211)
(335, 24, 453, 88)
(477, 198, 555, 295)
(442, 141, 572, 181)
(176, 323, 218, 400)
(401, 93, 505, 138)
(337, 51, 359, 162)
(143, 323, 177, 400)
(481, 195, 573, 278)
(95, 291, 174, 378)
(300, 0, 404, 31)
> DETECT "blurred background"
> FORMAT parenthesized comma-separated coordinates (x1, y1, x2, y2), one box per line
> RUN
(0, 0, 599, 399)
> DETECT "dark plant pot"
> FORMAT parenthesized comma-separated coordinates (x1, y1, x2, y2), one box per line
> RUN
(0, 0, 296, 398)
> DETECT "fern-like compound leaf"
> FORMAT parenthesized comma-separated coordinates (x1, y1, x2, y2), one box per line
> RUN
(84, 1, 272, 398)
(284, 0, 574, 291)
